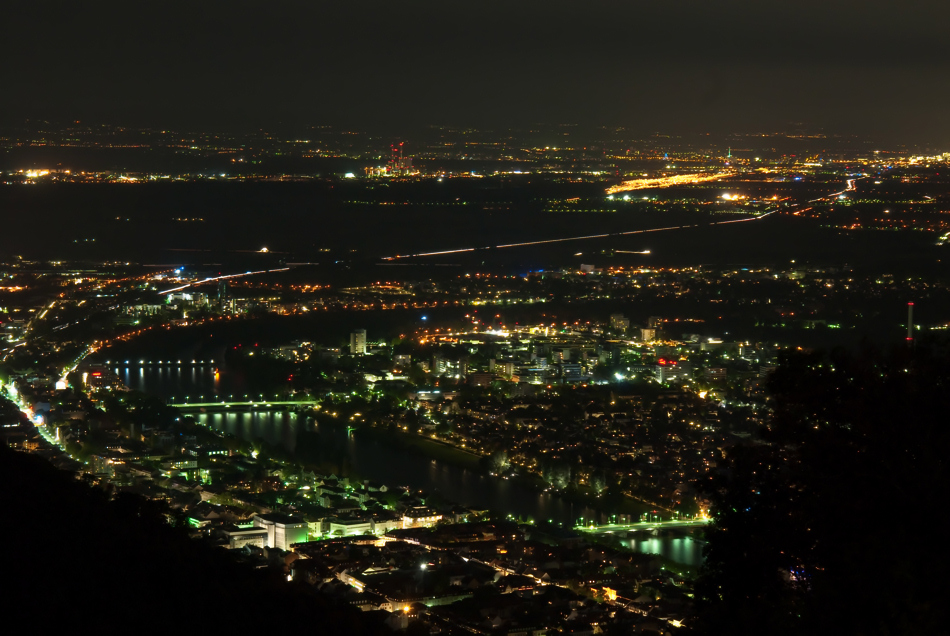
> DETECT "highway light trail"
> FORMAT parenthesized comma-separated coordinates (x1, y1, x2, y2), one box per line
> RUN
(618, 224, 697, 234)
(391, 248, 478, 258)
(495, 233, 612, 249)
(715, 209, 777, 224)
(808, 178, 857, 203)
(381, 178, 856, 262)
(159, 267, 290, 295)
(383, 218, 764, 260)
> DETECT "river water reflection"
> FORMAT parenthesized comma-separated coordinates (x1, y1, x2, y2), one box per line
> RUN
(196, 411, 601, 523)
(194, 410, 705, 566)
(622, 535, 705, 568)
(116, 365, 237, 399)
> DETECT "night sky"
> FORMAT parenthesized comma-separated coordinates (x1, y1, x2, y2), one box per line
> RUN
(6, 0, 950, 142)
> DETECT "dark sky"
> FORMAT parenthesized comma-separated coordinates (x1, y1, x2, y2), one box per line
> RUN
(5, 0, 949, 143)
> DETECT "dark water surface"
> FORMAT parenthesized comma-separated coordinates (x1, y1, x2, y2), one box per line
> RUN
(194, 409, 705, 565)
(112, 366, 704, 564)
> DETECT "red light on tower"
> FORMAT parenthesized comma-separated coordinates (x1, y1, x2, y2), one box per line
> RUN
(907, 302, 914, 345)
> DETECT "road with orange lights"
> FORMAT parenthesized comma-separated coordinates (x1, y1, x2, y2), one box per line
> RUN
(605, 171, 736, 195)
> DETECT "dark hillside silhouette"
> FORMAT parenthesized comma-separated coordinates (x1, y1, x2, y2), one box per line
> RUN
(0, 445, 389, 632)
(695, 341, 950, 635)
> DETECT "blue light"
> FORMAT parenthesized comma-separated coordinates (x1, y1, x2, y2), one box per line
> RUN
(421, 316, 428, 321)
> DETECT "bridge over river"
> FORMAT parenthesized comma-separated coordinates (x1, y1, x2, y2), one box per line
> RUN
(577, 518, 709, 533)
(170, 399, 317, 411)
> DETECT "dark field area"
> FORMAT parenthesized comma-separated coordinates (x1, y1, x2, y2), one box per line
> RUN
(0, 177, 946, 281)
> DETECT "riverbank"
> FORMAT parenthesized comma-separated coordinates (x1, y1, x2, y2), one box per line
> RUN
(357, 425, 485, 472)
(358, 423, 660, 524)
(191, 409, 703, 565)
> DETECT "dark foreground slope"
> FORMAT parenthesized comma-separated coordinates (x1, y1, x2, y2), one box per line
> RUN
(0, 444, 389, 633)
(694, 341, 950, 635)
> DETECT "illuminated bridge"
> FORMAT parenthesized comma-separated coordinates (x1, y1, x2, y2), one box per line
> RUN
(169, 399, 318, 411)
(576, 518, 710, 533)
(106, 359, 217, 366)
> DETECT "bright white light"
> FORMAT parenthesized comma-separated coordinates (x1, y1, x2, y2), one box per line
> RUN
(160, 267, 290, 294)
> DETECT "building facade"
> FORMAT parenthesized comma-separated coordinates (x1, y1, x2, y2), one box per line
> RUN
(253, 513, 309, 550)
(350, 329, 367, 356)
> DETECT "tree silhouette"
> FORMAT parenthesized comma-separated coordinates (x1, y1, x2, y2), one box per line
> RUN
(694, 342, 950, 635)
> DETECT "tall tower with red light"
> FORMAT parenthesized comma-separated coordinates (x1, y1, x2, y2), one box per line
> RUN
(907, 302, 914, 346)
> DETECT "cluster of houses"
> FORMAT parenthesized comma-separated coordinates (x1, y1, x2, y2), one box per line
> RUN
(280, 520, 691, 634)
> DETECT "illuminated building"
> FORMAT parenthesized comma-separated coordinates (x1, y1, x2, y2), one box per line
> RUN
(388, 142, 413, 176)
(609, 313, 630, 333)
(350, 329, 367, 355)
(328, 517, 374, 537)
(83, 366, 126, 392)
(655, 359, 691, 384)
(467, 372, 493, 387)
(252, 513, 309, 550)
(401, 507, 442, 529)
(559, 362, 584, 383)
(162, 458, 197, 471)
(432, 353, 467, 378)
(223, 526, 269, 549)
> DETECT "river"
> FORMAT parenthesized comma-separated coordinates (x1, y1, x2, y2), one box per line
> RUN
(195, 409, 602, 524)
(195, 408, 705, 567)
(114, 364, 705, 566)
